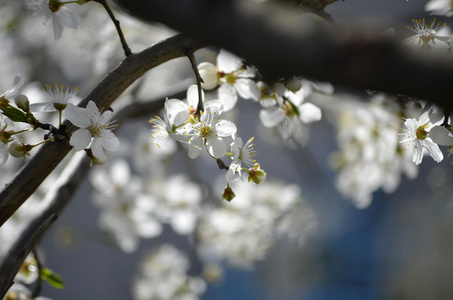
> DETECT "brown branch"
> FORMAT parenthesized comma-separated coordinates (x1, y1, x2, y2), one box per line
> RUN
(94, 0, 132, 56)
(0, 34, 207, 227)
(114, 0, 453, 111)
(186, 51, 205, 113)
(0, 213, 58, 298)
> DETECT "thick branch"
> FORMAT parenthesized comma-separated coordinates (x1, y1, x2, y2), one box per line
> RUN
(115, 0, 453, 110)
(0, 34, 207, 227)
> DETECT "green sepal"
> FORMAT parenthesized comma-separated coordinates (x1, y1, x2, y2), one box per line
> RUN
(41, 267, 65, 289)
(0, 106, 28, 123)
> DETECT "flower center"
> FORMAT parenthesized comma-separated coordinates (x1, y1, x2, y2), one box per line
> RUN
(416, 124, 429, 140)
(282, 100, 299, 118)
(196, 123, 213, 139)
(49, 0, 63, 12)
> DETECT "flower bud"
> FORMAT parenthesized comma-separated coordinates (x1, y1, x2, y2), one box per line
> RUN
(198, 62, 218, 90)
(286, 78, 302, 93)
(8, 141, 32, 158)
(222, 184, 236, 202)
(248, 163, 266, 184)
(15, 94, 30, 112)
(85, 149, 107, 165)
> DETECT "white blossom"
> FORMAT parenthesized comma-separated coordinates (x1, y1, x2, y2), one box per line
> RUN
(29, 83, 80, 112)
(399, 108, 444, 165)
(132, 244, 206, 300)
(66, 100, 119, 160)
(27, 0, 81, 40)
(1, 74, 24, 100)
(226, 136, 257, 183)
(186, 106, 237, 159)
(426, 0, 453, 17)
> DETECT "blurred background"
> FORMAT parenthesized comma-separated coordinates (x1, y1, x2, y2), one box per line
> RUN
(3, 0, 453, 299)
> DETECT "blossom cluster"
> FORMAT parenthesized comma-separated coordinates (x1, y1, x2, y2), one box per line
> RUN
(0, 75, 120, 167)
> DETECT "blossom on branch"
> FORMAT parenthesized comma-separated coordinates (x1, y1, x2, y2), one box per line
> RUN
(399, 108, 444, 165)
(29, 83, 80, 113)
(198, 49, 258, 111)
(226, 136, 257, 183)
(27, 0, 81, 40)
(186, 106, 237, 159)
(66, 100, 119, 161)
(426, 0, 453, 17)
(405, 18, 450, 48)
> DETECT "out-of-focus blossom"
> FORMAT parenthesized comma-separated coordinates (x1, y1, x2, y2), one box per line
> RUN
(91, 159, 162, 252)
(27, 0, 81, 40)
(426, 0, 453, 17)
(132, 244, 206, 300)
(197, 180, 314, 269)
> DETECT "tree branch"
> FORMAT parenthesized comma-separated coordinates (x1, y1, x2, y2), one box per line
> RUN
(0, 34, 207, 227)
(114, 0, 453, 110)
(0, 213, 58, 298)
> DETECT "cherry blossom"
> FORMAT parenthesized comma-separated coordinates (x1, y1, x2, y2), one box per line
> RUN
(399, 108, 444, 165)
(186, 106, 237, 159)
(65, 100, 119, 160)
(226, 136, 257, 183)
(29, 83, 80, 113)
(27, 0, 81, 40)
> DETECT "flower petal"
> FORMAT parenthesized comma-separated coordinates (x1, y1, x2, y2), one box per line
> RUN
(218, 84, 238, 111)
(299, 102, 322, 123)
(65, 104, 91, 128)
(100, 130, 120, 151)
(206, 136, 226, 158)
(430, 126, 453, 146)
(215, 119, 237, 137)
(259, 107, 286, 127)
(91, 137, 105, 160)
(423, 138, 444, 163)
(217, 49, 242, 73)
(57, 7, 81, 29)
(70, 129, 91, 150)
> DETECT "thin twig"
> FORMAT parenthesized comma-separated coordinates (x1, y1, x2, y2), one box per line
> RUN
(0, 213, 58, 298)
(31, 249, 43, 298)
(94, 0, 132, 56)
(186, 51, 205, 113)
(216, 158, 229, 171)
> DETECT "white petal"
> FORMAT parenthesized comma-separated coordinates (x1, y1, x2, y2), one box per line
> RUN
(70, 129, 91, 150)
(65, 104, 90, 128)
(91, 137, 105, 160)
(234, 79, 256, 100)
(56, 7, 80, 29)
(86, 100, 100, 119)
(166, 99, 189, 126)
(218, 84, 238, 111)
(100, 131, 120, 151)
(206, 136, 226, 158)
(0, 144, 9, 166)
(299, 102, 322, 123)
(259, 107, 286, 127)
(186, 84, 204, 108)
(424, 138, 444, 163)
(198, 62, 218, 90)
(217, 49, 242, 73)
(52, 18, 63, 40)
(429, 126, 453, 146)
(215, 119, 237, 137)
(188, 144, 202, 159)
(412, 142, 424, 165)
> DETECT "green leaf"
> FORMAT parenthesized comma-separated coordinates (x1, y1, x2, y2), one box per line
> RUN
(41, 267, 65, 289)
(0, 106, 28, 123)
